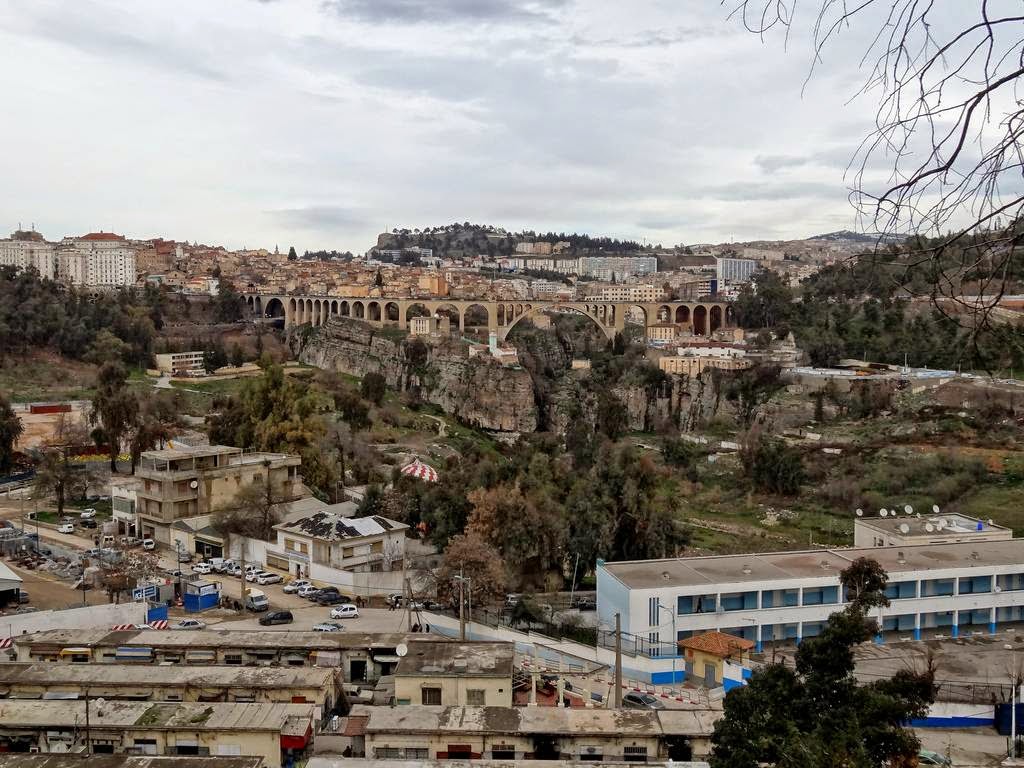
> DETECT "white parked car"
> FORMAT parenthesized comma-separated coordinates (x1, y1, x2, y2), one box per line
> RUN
(170, 619, 206, 631)
(283, 579, 311, 594)
(224, 563, 242, 577)
(192, 562, 213, 575)
(255, 572, 282, 585)
(57, 523, 74, 534)
(142, 539, 156, 551)
(330, 604, 360, 620)
(297, 584, 320, 598)
(79, 509, 97, 519)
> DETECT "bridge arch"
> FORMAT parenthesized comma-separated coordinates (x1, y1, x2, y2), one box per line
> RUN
(656, 304, 672, 323)
(693, 305, 708, 335)
(462, 303, 493, 331)
(384, 301, 400, 324)
(265, 297, 285, 321)
(501, 303, 615, 342)
(710, 305, 723, 333)
(406, 303, 430, 322)
(675, 305, 690, 325)
(353, 300, 365, 320)
(435, 303, 461, 332)
(368, 301, 382, 323)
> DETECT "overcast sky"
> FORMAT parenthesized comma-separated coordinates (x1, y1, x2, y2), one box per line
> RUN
(0, 0, 909, 251)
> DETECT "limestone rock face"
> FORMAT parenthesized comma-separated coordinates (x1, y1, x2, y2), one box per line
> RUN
(293, 318, 538, 433)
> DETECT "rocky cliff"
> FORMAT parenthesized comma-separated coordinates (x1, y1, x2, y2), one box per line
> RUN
(293, 319, 538, 432)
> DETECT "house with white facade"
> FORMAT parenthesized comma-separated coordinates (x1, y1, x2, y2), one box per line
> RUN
(266, 509, 408, 584)
(598, 531, 1024, 683)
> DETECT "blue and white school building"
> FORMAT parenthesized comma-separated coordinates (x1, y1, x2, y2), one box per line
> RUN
(597, 513, 1024, 684)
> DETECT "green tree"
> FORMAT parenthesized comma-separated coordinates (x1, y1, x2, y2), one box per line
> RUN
(723, 364, 784, 428)
(436, 530, 508, 606)
(710, 559, 933, 768)
(360, 372, 387, 406)
(230, 343, 245, 368)
(661, 436, 697, 470)
(127, 391, 180, 474)
(214, 282, 245, 323)
(733, 271, 793, 330)
(32, 416, 91, 517)
(90, 362, 138, 472)
(287, 246, 297, 261)
(0, 393, 23, 474)
(741, 436, 805, 496)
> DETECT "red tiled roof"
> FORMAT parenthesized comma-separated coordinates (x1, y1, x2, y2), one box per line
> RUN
(80, 232, 126, 241)
(678, 631, 754, 657)
(341, 716, 368, 737)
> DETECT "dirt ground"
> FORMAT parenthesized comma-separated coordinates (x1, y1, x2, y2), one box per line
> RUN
(12, 406, 91, 451)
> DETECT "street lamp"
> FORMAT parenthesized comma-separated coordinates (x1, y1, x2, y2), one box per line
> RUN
(656, 603, 677, 685)
(453, 572, 472, 640)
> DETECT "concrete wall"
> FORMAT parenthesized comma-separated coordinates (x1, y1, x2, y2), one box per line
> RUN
(394, 675, 512, 707)
(0, 601, 145, 652)
(910, 701, 995, 728)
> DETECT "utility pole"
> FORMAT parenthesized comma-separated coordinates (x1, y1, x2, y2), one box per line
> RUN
(458, 567, 466, 641)
(84, 689, 91, 755)
(614, 613, 623, 709)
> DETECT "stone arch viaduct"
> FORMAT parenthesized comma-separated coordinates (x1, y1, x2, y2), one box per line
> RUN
(244, 293, 736, 341)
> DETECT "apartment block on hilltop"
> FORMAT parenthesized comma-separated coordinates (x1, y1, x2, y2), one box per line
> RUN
(0, 229, 56, 280)
(57, 232, 137, 288)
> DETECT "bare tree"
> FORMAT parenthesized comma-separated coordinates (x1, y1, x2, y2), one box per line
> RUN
(726, 1, 1024, 327)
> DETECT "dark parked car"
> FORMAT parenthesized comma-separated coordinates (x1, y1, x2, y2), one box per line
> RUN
(316, 592, 353, 606)
(79, 518, 97, 529)
(572, 597, 596, 611)
(258, 611, 293, 626)
(622, 692, 665, 710)
(306, 586, 337, 601)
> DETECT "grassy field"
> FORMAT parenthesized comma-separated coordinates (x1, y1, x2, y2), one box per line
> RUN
(0, 354, 98, 402)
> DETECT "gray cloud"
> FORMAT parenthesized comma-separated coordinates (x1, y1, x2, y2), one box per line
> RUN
(22, 3, 230, 82)
(323, 0, 569, 24)
(703, 181, 848, 202)
(271, 206, 368, 230)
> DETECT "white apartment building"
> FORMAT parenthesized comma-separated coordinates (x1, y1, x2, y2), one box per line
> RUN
(154, 351, 206, 376)
(598, 528, 1024, 684)
(598, 284, 662, 302)
(579, 255, 658, 280)
(715, 256, 758, 284)
(0, 231, 56, 279)
(58, 232, 137, 288)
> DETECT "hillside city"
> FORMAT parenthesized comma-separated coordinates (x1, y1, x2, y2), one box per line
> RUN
(2, 3, 1024, 768)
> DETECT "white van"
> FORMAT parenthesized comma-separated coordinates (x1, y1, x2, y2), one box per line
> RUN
(245, 589, 269, 612)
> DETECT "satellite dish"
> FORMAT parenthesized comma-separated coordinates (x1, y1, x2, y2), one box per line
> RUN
(899, 523, 910, 534)
(879, 509, 888, 517)
(932, 504, 940, 514)
(190, 480, 199, 489)
(904, 504, 913, 515)
(396, 643, 408, 657)
(924, 523, 934, 532)
(855, 509, 863, 517)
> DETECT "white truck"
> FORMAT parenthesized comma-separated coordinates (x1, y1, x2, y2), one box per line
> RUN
(245, 588, 269, 612)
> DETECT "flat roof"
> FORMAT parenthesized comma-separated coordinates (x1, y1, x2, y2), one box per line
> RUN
(855, 513, 1009, 537)
(0, 663, 334, 689)
(0, 757, 264, 768)
(395, 641, 514, 678)
(275, 512, 407, 542)
(0, 701, 314, 731)
(350, 705, 716, 737)
(600, 538, 1024, 590)
(15, 629, 448, 652)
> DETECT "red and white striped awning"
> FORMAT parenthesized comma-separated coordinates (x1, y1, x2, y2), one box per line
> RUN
(0, 637, 11, 649)
(148, 620, 168, 630)
(400, 458, 438, 483)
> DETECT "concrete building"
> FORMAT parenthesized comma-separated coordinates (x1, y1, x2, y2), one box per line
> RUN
(154, 351, 206, 376)
(579, 256, 658, 281)
(0, 663, 341, 713)
(12, 629, 440, 684)
(597, 538, 1024, 673)
(853, 513, 1012, 548)
(0, 230, 56, 280)
(409, 316, 438, 336)
(645, 324, 678, 342)
(0, 700, 315, 767)
(598, 285, 662, 303)
(338, 704, 714, 762)
(134, 445, 302, 546)
(677, 632, 754, 688)
(57, 233, 137, 288)
(714, 257, 757, 285)
(0, 756, 264, 768)
(658, 348, 750, 377)
(268, 510, 407, 581)
(393, 641, 514, 707)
